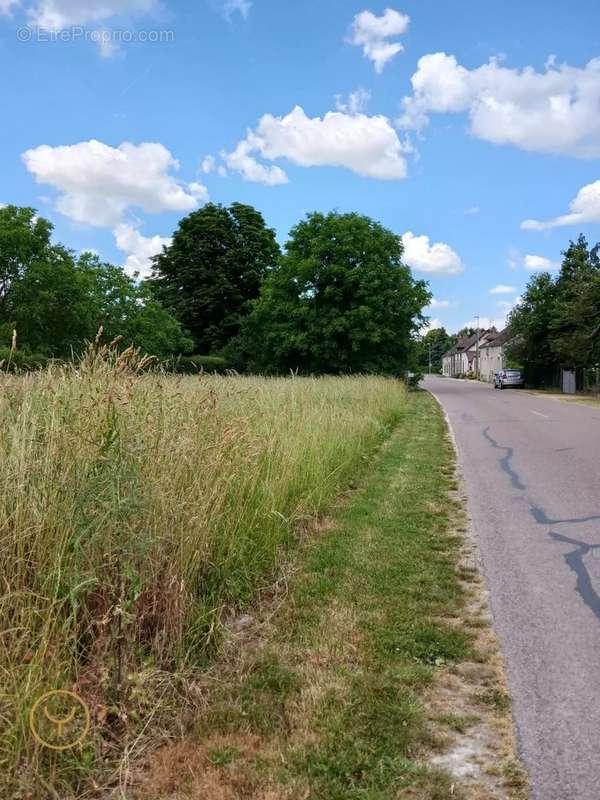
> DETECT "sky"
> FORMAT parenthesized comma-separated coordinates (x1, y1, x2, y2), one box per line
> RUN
(1, 0, 600, 334)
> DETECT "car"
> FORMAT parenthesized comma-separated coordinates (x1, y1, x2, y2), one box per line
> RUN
(494, 369, 524, 389)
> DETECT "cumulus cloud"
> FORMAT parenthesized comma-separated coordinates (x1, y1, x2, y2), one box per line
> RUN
(221, 139, 289, 186)
(0, 0, 19, 14)
(398, 53, 600, 158)
(114, 223, 171, 279)
(426, 298, 454, 309)
(28, 0, 157, 29)
(402, 231, 464, 275)
(524, 254, 560, 271)
(335, 88, 371, 115)
(201, 155, 216, 174)
(521, 179, 600, 230)
(223, 105, 409, 184)
(347, 8, 410, 73)
(489, 284, 516, 294)
(23, 139, 204, 227)
(422, 316, 442, 333)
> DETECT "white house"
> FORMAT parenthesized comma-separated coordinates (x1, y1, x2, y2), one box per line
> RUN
(478, 329, 509, 382)
(442, 329, 499, 378)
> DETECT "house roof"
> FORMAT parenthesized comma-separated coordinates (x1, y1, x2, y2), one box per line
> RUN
(487, 329, 510, 347)
(442, 328, 505, 359)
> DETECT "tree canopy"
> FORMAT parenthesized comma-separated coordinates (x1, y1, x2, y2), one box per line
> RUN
(416, 327, 456, 373)
(151, 202, 281, 354)
(507, 234, 600, 377)
(0, 205, 192, 359)
(237, 212, 431, 375)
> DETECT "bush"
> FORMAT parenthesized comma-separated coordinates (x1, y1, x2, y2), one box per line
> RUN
(0, 348, 50, 372)
(160, 354, 232, 374)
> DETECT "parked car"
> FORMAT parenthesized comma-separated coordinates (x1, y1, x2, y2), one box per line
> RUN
(494, 369, 524, 389)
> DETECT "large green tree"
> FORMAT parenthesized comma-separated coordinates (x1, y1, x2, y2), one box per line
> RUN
(151, 203, 281, 353)
(81, 253, 194, 358)
(417, 327, 456, 372)
(550, 235, 600, 367)
(0, 206, 53, 317)
(237, 212, 431, 375)
(506, 272, 558, 374)
(507, 235, 600, 378)
(0, 206, 192, 359)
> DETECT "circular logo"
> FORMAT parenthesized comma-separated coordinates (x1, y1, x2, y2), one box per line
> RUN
(29, 690, 91, 751)
(16, 27, 32, 42)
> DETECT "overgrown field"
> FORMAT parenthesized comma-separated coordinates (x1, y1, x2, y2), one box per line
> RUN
(0, 348, 407, 797)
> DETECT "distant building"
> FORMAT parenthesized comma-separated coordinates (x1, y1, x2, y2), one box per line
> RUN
(479, 329, 510, 382)
(442, 329, 500, 378)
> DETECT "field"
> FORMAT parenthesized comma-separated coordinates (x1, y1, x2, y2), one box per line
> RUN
(0, 347, 407, 797)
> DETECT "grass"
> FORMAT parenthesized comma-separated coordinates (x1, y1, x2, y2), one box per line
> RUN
(129, 390, 525, 799)
(0, 345, 408, 798)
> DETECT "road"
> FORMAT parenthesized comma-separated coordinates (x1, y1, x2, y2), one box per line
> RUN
(424, 376, 600, 800)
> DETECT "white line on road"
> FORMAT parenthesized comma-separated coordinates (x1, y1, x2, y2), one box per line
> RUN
(530, 410, 549, 419)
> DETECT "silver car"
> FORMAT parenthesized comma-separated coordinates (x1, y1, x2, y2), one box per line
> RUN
(494, 369, 524, 389)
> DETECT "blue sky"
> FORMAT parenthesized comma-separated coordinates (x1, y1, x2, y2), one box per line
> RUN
(1, 0, 599, 333)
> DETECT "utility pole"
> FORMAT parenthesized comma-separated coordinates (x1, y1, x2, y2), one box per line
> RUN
(475, 315, 480, 379)
(428, 341, 432, 375)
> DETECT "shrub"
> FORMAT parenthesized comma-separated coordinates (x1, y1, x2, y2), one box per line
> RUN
(0, 347, 50, 372)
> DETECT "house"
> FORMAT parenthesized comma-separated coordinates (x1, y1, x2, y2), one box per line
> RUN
(479, 329, 510, 382)
(442, 329, 499, 378)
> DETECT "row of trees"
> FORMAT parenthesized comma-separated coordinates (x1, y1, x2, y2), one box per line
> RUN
(0, 206, 193, 361)
(507, 235, 600, 384)
(0, 203, 431, 375)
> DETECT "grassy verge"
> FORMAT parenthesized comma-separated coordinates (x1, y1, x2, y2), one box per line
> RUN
(524, 388, 600, 407)
(0, 347, 408, 798)
(130, 391, 527, 800)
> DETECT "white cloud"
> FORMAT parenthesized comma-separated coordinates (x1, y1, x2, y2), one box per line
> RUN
(521, 179, 600, 230)
(201, 155, 216, 174)
(23, 139, 204, 227)
(347, 8, 410, 73)
(223, 105, 409, 184)
(220, 0, 251, 20)
(422, 317, 442, 333)
(28, 0, 157, 29)
(335, 88, 371, 115)
(489, 284, 516, 294)
(497, 299, 515, 310)
(426, 298, 454, 309)
(0, 0, 19, 14)
(114, 222, 171, 279)
(507, 248, 520, 269)
(464, 206, 480, 215)
(221, 139, 289, 186)
(399, 53, 600, 158)
(524, 254, 560, 271)
(402, 231, 464, 275)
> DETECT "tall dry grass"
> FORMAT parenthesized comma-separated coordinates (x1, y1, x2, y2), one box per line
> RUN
(0, 345, 407, 796)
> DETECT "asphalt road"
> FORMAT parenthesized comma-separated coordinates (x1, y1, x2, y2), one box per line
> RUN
(424, 376, 600, 800)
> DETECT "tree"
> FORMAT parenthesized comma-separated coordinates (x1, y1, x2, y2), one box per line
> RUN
(9, 245, 98, 357)
(0, 206, 193, 360)
(0, 206, 53, 317)
(550, 235, 600, 367)
(506, 272, 559, 382)
(417, 327, 456, 372)
(81, 253, 194, 358)
(151, 203, 280, 353)
(238, 212, 431, 374)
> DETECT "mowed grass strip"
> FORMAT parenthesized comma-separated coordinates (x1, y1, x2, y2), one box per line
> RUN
(135, 391, 475, 799)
